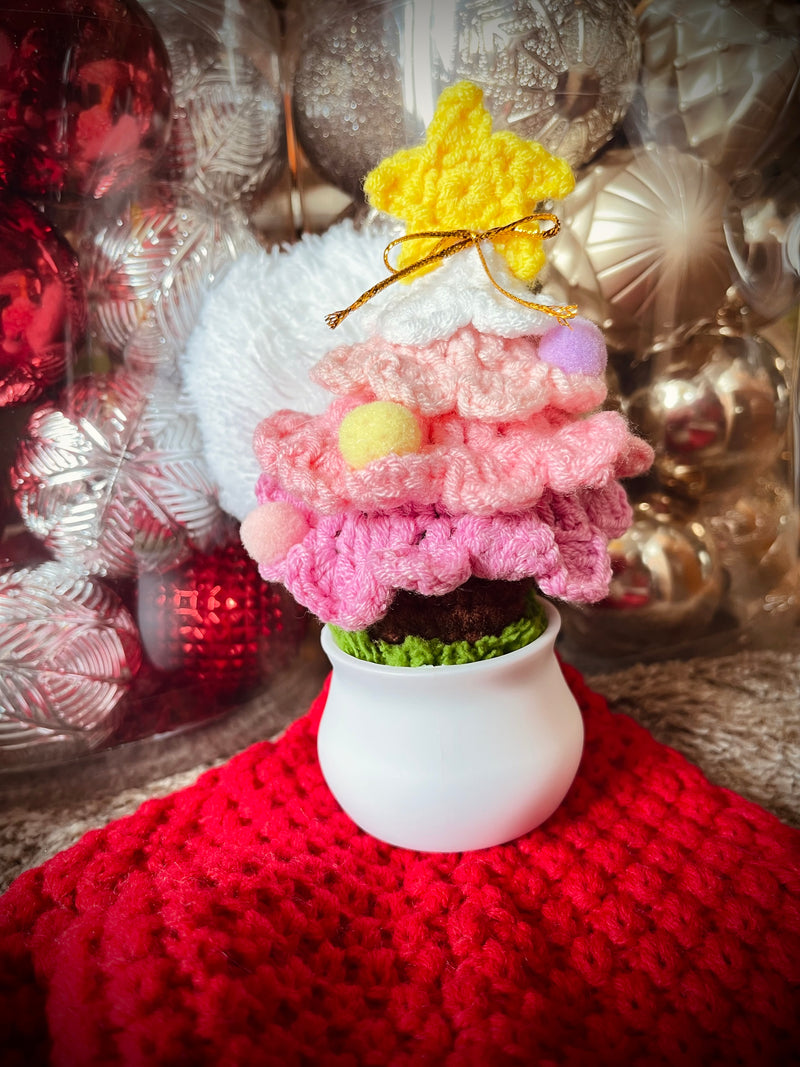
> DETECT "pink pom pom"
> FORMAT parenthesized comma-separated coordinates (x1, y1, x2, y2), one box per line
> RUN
(539, 318, 607, 376)
(240, 502, 310, 565)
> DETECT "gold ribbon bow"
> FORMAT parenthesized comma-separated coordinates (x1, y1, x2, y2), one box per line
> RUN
(325, 213, 577, 329)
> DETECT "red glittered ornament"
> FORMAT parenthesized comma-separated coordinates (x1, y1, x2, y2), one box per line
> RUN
(137, 539, 306, 705)
(0, 0, 172, 202)
(0, 198, 87, 406)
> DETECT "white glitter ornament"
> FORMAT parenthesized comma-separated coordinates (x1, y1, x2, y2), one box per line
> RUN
(0, 562, 142, 751)
(12, 371, 228, 578)
(291, 0, 640, 199)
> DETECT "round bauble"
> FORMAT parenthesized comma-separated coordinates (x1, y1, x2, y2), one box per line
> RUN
(705, 478, 799, 630)
(638, 0, 800, 181)
(142, 0, 286, 206)
(0, 561, 142, 751)
(625, 328, 789, 500)
(0, 0, 172, 202)
(136, 539, 305, 703)
(292, 0, 640, 200)
(11, 371, 227, 578)
(560, 496, 724, 657)
(0, 199, 87, 407)
(545, 144, 734, 347)
(78, 186, 259, 378)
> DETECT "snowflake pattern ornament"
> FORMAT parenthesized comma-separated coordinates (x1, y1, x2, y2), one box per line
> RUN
(79, 187, 259, 380)
(0, 562, 142, 751)
(143, 0, 286, 207)
(12, 371, 227, 578)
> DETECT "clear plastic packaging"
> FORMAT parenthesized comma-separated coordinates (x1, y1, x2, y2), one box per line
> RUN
(2, 0, 798, 777)
(0, 0, 310, 773)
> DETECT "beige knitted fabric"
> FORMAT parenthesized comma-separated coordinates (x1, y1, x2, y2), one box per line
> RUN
(588, 641, 800, 830)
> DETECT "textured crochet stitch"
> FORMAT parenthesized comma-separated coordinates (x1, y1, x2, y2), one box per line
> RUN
(1, 666, 799, 1066)
(253, 480, 632, 630)
(253, 403, 649, 518)
(240, 81, 653, 633)
(313, 321, 609, 421)
(330, 593, 548, 666)
(363, 80, 575, 284)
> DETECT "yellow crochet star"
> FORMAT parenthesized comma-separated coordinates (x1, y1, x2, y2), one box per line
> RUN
(363, 81, 575, 284)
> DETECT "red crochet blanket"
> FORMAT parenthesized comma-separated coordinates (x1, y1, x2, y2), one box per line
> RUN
(2, 664, 799, 1067)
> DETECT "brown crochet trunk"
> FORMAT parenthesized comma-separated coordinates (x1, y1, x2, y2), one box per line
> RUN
(367, 577, 536, 645)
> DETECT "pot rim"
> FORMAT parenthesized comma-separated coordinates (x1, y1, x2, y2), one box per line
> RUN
(320, 596, 561, 677)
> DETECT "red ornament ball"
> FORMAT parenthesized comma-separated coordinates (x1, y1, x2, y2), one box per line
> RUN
(0, 198, 87, 406)
(137, 540, 306, 704)
(0, 0, 172, 201)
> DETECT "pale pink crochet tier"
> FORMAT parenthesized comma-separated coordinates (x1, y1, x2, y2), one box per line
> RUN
(312, 323, 607, 420)
(254, 476, 634, 631)
(253, 399, 653, 517)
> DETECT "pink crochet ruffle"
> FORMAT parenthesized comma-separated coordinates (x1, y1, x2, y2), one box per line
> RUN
(254, 477, 633, 630)
(312, 323, 607, 420)
(253, 401, 653, 518)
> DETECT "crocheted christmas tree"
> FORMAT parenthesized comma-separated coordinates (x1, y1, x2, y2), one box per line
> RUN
(241, 83, 652, 661)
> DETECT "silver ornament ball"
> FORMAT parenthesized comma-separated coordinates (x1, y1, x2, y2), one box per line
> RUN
(638, 0, 800, 181)
(79, 186, 259, 379)
(561, 496, 724, 658)
(291, 0, 640, 199)
(0, 562, 142, 752)
(142, 0, 286, 206)
(705, 478, 800, 630)
(11, 371, 228, 578)
(545, 144, 734, 348)
(625, 327, 790, 500)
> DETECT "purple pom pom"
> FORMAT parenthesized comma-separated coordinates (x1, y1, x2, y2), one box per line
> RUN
(539, 318, 607, 376)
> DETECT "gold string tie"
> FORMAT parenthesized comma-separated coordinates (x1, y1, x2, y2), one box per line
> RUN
(325, 212, 577, 330)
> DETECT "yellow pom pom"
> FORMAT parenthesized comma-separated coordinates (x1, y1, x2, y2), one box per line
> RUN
(338, 401, 423, 469)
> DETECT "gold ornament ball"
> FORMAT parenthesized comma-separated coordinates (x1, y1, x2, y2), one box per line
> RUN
(625, 328, 790, 500)
(705, 479, 800, 630)
(545, 145, 734, 348)
(291, 0, 640, 200)
(561, 497, 724, 658)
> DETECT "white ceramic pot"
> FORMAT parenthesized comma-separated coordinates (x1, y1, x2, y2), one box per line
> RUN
(317, 599, 584, 852)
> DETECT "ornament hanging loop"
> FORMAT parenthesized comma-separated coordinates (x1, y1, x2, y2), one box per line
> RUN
(325, 213, 577, 329)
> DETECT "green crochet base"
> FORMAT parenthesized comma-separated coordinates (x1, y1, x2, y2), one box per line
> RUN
(330, 594, 548, 667)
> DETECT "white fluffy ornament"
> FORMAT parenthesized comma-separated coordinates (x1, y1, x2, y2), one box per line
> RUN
(181, 221, 394, 520)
